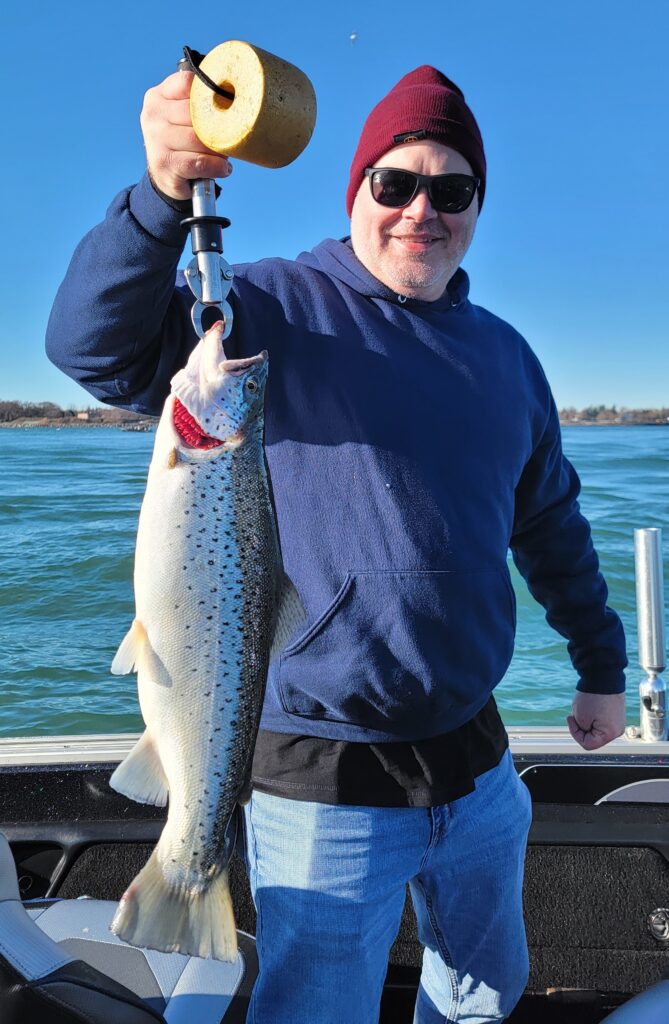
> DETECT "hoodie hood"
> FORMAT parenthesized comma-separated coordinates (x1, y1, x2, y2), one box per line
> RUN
(296, 237, 470, 311)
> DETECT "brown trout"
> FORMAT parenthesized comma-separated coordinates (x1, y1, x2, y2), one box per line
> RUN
(108, 322, 304, 960)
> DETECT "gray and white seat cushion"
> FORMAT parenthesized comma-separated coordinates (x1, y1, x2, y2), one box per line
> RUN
(0, 833, 256, 1024)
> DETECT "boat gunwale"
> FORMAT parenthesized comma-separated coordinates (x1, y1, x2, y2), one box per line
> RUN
(1, 729, 668, 766)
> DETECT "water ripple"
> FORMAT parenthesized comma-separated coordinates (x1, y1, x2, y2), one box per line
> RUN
(2, 425, 668, 736)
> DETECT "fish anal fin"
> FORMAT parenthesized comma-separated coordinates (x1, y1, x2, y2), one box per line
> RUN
(270, 573, 306, 663)
(110, 730, 169, 807)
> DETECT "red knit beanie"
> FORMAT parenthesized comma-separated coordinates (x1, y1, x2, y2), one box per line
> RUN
(346, 66, 486, 216)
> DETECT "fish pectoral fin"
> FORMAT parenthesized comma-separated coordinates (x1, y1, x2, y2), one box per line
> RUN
(111, 619, 172, 688)
(269, 572, 307, 663)
(109, 730, 169, 807)
(111, 619, 147, 675)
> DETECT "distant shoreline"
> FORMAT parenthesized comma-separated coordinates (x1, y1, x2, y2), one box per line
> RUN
(1, 418, 667, 431)
(559, 421, 669, 427)
(0, 418, 155, 430)
(4, 399, 669, 429)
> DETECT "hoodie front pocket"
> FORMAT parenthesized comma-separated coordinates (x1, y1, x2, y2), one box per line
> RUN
(278, 568, 516, 734)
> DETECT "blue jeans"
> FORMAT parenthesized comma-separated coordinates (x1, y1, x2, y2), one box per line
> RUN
(242, 748, 532, 1023)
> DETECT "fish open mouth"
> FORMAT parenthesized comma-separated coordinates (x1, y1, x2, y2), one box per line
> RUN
(172, 399, 224, 450)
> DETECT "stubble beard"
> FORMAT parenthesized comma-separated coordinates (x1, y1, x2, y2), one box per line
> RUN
(380, 229, 471, 297)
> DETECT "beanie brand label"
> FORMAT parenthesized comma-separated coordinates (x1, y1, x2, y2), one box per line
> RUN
(393, 129, 427, 144)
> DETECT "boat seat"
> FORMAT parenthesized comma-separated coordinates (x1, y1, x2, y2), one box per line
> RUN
(0, 832, 256, 1024)
(599, 979, 669, 1023)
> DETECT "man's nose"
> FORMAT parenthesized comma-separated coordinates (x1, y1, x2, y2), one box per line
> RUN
(401, 186, 437, 219)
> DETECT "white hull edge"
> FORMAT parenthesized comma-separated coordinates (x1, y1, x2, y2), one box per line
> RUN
(0, 728, 667, 767)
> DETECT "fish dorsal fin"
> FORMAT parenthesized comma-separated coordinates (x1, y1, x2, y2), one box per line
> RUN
(110, 729, 169, 807)
(270, 573, 306, 663)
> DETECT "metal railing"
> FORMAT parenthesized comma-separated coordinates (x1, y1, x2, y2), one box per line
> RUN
(626, 528, 667, 742)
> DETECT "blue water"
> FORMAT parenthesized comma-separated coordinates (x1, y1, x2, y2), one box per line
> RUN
(1, 426, 667, 737)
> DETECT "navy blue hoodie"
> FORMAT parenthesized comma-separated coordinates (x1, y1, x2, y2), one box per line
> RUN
(46, 174, 626, 742)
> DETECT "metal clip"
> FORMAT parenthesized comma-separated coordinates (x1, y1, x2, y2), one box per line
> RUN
(184, 256, 234, 339)
(180, 180, 234, 339)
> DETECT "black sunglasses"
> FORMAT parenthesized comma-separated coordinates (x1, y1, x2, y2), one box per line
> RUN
(364, 167, 479, 214)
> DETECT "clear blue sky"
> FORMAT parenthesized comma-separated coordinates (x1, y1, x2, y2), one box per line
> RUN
(3, 0, 668, 410)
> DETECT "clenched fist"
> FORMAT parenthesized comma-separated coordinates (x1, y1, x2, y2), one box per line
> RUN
(140, 71, 232, 200)
(567, 691, 626, 751)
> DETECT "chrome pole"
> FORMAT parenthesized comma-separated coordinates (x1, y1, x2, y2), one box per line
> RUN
(191, 180, 224, 306)
(177, 52, 234, 340)
(632, 528, 667, 741)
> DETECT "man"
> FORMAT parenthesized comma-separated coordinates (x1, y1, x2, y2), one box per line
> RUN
(46, 65, 627, 1023)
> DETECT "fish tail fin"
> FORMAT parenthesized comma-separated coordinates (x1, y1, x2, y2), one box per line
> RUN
(111, 851, 238, 962)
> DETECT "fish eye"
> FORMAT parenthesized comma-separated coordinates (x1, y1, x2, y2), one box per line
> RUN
(246, 378, 258, 393)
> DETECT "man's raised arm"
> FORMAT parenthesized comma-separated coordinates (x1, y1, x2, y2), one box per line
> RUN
(45, 70, 232, 416)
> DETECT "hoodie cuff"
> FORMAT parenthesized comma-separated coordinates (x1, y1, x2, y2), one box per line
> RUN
(576, 672, 626, 695)
(127, 172, 191, 249)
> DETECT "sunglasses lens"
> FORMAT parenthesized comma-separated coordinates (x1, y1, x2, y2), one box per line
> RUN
(370, 169, 418, 207)
(430, 175, 477, 213)
(369, 169, 477, 213)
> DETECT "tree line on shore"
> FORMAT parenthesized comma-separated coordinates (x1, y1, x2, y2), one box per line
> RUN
(559, 405, 669, 425)
(1, 400, 667, 426)
(0, 401, 151, 423)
